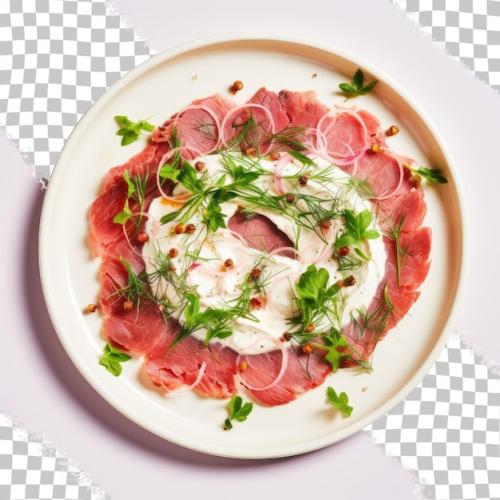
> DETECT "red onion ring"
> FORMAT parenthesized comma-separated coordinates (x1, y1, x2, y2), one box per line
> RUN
(236, 339, 289, 392)
(317, 109, 368, 159)
(121, 211, 149, 257)
(272, 154, 289, 195)
(367, 148, 404, 201)
(166, 362, 208, 396)
(172, 105, 222, 154)
(220, 103, 275, 154)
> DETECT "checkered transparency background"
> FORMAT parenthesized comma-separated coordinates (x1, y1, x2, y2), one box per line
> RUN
(0, 1, 499, 500)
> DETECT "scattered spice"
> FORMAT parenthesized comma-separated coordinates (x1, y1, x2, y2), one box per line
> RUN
(298, 174, 309, 187)
(168, 248, 179, 258)
(281, 332, 292, 342)
(230, 80, 244, 94)
(224, 258, 234, 269)
(302, 344, 313, 354)
(344, 275, 357, 287)
(249, 267, 262, 281)
(168, 264, 176, 273)
(320, 220, 331, 231)
(268, 151, 280, 161)
(370, 143, 381, 153)
(122, 300, 134, 311)
(136, 232, 149, 243)
(174, 223, 185, 234)
(244, 147, 257, 157)
(239, 361, 248, 372)
(311, 73, 318, 79)
(194, 161, 205, 172)
(85, 303, 98, 314)
(185, 223, 196, 234)
(386, 125, 399, 136)
(361, 386, 368, 393)
(285, 193, 295, 203)
(305, 323, 315, 333)
(338, 246, 350, 257)
(250, 297, 263, 309)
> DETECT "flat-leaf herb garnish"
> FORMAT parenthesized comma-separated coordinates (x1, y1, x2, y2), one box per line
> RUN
(326, 387, 353, 417)
(114, 115, 155, 146)
(411, 166, 448, 185)
(113, 170, 149, 226)
(224, 395, 253, 430)
(99, 343, 131, 376)
(338, 69, 378, 100)
(335, 209, 380, 260)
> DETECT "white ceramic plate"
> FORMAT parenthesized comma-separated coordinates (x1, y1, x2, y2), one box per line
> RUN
(39, 36, 466, 459)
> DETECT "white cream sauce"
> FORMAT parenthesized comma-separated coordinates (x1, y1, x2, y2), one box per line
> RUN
(143, 153, 386, 355)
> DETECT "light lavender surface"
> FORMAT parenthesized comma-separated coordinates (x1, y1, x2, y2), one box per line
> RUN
(1, 0, 500, 499)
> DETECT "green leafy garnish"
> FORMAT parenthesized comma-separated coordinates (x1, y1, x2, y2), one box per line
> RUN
(159, 163, 181, 182)
(223, 395, 253, 430)
(99, 343, 131, 377)
(295, 265, 340, 327)
(411, 166, 448, 185)
(114, 115, 155, 146)
(326, 387, 353, 418)
(112, 198, 132, 224)
(323, 329, 350, 372)
(338, 69, 378, 99)
(335, 209, 380, 260)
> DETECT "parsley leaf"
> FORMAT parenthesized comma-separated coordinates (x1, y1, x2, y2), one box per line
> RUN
(159, 163, 181, 182)
(335, 209, 380, 259)
(296, 265, 340, 326)
(112, 198, 132, 224)
(114, 115, 155, 146)
(412, 166, 448, 185)
(99, 343, 131, 377)
(338, 69, 378, 99)
(323, 329, 350, 372)
(203, 196, 227, 232)
(224, 395, 253, 430)
(326, 387, 353, 418)
(177, 162, 205, 193)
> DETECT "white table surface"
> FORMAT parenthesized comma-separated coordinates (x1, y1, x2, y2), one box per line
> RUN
(2, 1, 500, 499)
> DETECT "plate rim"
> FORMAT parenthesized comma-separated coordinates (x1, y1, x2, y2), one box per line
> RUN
(38, 33, 469, 459)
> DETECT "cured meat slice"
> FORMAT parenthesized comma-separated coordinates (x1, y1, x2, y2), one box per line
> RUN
(152, 94, 234, 154)
(240, 348, 331, 406)
(99, 258, 171, 355)
(100, 142, 168, 195)
(376, 189, 426, 232)
(384, 228, 431, 291)
(278, 90, 328, 128)
(248, 87, 290, 133)
(146, 335, 238, 398)
(319, 110, 368, 159)
(227, 210, 294, 252)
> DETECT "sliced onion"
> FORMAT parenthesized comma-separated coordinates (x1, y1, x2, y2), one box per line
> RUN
(272, 154, 289, 195)
(121, 211, 149, 257)
(368, 148, 404, 201)
(166, 362, 207, 396)
(236, 339, 288, 392)
(318, 109, 368, 158)
(172, 105, 221, 154)
(268, 246, 301, 260)
(220, 103, 275, 154)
